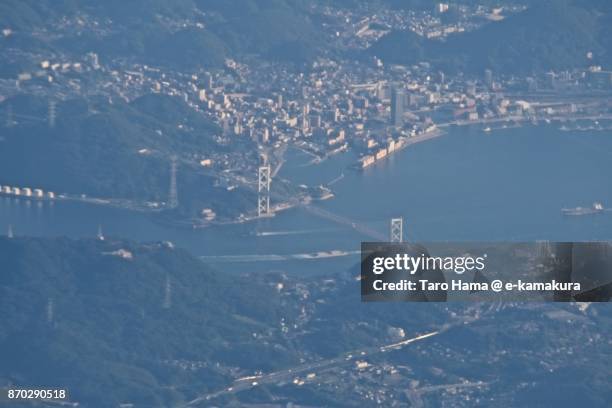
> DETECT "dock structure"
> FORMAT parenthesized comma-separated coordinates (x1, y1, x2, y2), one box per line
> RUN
(390, 217, 403, 243)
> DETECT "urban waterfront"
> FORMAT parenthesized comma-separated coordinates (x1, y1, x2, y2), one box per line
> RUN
(2, 124, 612, 274)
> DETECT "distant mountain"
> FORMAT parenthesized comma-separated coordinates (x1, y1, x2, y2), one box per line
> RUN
(0, 93, 254, 217)
(367, 29, 426, 67)
(0, 236, 449, 407)
(1, 237, 611, 407)
(369, 0, 611, 74)
(4, 0, 609, 73)
(0, 237, 297, 407)
(0, 0, 324, 70)
(200, 0, 322, 62)
(442, 0, 604, 73)
(0, 94, 191, 202)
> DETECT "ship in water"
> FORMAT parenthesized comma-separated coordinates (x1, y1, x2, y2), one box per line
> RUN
(562, 202, 605, 216)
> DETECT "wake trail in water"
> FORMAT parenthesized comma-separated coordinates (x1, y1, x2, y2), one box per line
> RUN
(327, 172, 344, 186)
(200, 250, 360, 263)
(255, 228, 339, 236)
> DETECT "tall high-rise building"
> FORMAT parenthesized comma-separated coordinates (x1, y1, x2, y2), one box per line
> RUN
(438, 71, 445, 85)
(203, 72, 213, 90)
(545, 72, 556, 89)
(484, 69, 493, 89)
(437, 3, 449, 13)
(390, 87, 405, 128)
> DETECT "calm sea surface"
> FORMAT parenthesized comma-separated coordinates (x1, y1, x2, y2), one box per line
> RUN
(2, 124, 611, 273)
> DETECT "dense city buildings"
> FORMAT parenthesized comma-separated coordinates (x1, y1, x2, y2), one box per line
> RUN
(2, 1, 612, 407)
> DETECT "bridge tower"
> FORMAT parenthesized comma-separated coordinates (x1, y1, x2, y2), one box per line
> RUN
(390, 217, 403, 243)
(258, 165, 271, 217)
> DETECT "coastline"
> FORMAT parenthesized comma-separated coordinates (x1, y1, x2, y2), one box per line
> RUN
(5, 116, 608, 231)
(357, 127, 447, 170)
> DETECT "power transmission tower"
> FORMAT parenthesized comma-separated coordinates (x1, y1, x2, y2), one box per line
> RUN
(536, 240, 551, 259)
(48, 100, 56, 128)
(5, 104, 14, 127)
(222, 118, 230, 136)
(390, 217, 403, 243)
(169, 156, 178, 209)
(163, 275, 172, 309)
(46, 298, 54, 324)
(536, 240, 554, 268)
(97, 224, 105, 241)
(258, 165, 271, 217)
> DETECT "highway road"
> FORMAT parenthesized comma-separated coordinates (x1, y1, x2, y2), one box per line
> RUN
(181, 331, 441, 407)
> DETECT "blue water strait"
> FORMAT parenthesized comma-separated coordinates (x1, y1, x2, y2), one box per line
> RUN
(2, 125, 612, 273)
